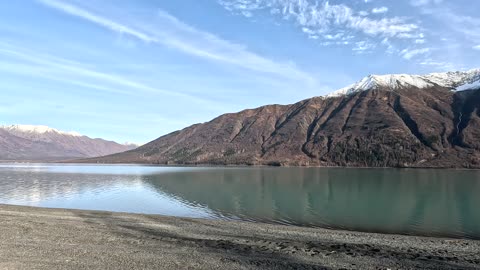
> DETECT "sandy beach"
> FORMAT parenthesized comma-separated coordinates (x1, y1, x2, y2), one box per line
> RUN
(0, 204, 479, 270)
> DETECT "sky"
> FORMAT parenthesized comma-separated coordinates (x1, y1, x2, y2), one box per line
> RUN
(0, 0, 479, 144)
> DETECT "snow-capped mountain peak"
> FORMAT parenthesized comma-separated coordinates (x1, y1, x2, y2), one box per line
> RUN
(0, 124, 82, 137)
(326, 68, 480, 98)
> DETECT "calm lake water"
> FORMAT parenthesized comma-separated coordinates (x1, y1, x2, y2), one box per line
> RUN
(1, 164, 479, 239)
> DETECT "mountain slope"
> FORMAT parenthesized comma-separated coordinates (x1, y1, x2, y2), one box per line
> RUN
(0, 125, 137, 161)
(86, 69, 480, 168)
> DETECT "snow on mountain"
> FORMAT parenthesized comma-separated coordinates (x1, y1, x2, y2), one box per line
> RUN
(123, 142, 142, 147)
(0, 125, 82, 137)
(456, 79, 480, 92)
(326, 68, 480, 98)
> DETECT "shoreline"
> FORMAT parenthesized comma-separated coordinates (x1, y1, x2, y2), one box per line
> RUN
(2, 161, 480, 171)
(1, 204, 479, 269)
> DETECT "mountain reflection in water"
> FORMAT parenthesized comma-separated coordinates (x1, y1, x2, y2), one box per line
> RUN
(141, 168, 480, 239)
(0, 165, 479, 239)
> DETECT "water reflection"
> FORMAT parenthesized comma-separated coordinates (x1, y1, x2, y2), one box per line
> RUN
(141, 168, 480, 239)
(0, 165, 216, 218)
(0, 164, 479, 239)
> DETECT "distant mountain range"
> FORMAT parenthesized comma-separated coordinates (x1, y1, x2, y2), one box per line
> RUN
(83, 68, 480, 168)
(0, 125, 138, 161)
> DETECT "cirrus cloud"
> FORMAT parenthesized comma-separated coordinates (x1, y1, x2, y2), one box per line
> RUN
(37, 0, 316, 84)
(219, 0, 419, 39)
(371, 7, 388, 14)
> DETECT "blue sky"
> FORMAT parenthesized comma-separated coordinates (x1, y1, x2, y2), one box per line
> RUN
(0, 0, 479, 144)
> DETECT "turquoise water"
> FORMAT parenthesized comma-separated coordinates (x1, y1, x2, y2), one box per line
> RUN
(1, 164, 479, 239)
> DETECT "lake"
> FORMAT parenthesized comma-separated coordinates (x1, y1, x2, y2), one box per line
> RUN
(1, 164, 479, 239)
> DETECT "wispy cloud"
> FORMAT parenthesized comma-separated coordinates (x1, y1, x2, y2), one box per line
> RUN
(444, 14, 480, 45)
(218, 0, 424, 60)
(381, 38, 396, 54)
(358, 11, 369, 16)
(410, 2, 480, 69)
(473, 45, 480, 50)
(371, 7, 388, 14)
(419, 59, 455, 71)
(0, 42, 216, 104)
(218, 0, 419, 39)
(37, 0, 315, 84)
(353, 41, 376, 54)
(410, 0, 443, 7)
(0, 62, 131, 96)
(37, 0, 156, 42)
(400, 48, 430, 60)
(413, 2, 480, 46)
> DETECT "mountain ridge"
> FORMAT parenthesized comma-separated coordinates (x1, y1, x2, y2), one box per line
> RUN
(326, 68, 480, 97)
(0, 125, 138, 161)
(81, 69, 480, 168)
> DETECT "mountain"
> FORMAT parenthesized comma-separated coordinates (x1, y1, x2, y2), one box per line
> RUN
(85, 69, 480, 168)
(0, 125, 138, 161)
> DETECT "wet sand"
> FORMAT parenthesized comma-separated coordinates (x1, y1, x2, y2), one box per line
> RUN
(0, 204, 479, 270)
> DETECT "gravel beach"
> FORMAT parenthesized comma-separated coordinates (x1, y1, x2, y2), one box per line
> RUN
(0, 204, 479, 270)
